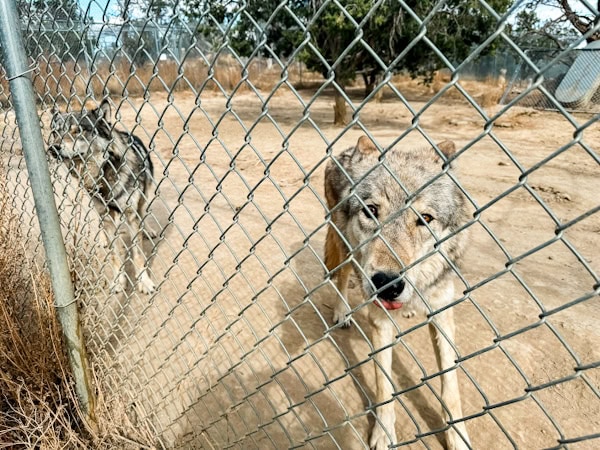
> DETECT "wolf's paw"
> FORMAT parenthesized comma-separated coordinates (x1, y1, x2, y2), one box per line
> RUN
(144, 225, 160, 241)
(137, 270, 155, 295)
(333, 302, 351, 328)
(112, 272, 127, 294)
(446, 427, 471, 450)
(369, 413, 396, 450)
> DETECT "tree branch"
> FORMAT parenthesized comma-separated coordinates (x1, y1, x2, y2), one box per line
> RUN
(559, 0, 600, 42)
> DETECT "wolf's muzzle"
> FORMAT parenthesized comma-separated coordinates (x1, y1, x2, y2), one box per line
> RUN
(48, 144, 63, 158)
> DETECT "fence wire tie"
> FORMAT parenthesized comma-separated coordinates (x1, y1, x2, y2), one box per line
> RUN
(53, 297, 79, 309)
(7, 63, 37, 81)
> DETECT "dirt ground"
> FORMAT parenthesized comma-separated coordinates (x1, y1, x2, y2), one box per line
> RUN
(13, 82, 600, 449)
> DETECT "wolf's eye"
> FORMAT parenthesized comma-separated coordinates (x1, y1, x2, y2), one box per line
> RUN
(363, 204, 378, 220)
(70, 124, 81, 134)
(417, 213, 434, 226)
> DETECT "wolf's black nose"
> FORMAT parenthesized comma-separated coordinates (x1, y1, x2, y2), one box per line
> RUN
(371, 272, 405, 300)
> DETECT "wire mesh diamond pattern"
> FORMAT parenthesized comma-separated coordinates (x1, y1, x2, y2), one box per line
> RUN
(1, 0, 599, 449)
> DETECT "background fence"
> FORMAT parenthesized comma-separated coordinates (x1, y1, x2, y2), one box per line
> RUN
(1, 0, 599, 448)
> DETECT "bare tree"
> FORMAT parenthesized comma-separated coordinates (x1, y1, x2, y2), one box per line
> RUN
(559, 0, 600, 41)
(515, 1, 599, 48)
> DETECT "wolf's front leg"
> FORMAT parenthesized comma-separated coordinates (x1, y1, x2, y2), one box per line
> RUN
(332, 263, 352, 327)
(369, 313, 397, 450)
(131, 244, 155, 294)
(137, 267, 155, 294)
(110, 252, 127, 293)
(103, 210, 128, 293)
(125, 210, 155, 295)
(429, 308, 471, 450)
(105, 229, 128, 293)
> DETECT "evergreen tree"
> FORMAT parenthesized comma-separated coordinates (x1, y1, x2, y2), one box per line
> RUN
(182, 0, 515, 123)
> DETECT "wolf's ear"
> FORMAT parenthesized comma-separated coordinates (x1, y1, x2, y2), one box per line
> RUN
(436, 140, 456, 159)
(97, 99, 112, 122)
(355, 135, 378, 155)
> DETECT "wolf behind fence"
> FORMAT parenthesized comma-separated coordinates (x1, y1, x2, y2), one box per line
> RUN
(1, 0, 600, 448)
(324, 136, 471, 450)
(48, 99, 156, 295)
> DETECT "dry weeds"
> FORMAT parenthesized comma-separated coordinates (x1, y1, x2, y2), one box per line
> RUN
(0, 170, 154, 449)
(0, 175, 85, 448)
(389, 71, 506, 108)
(0, 54, 320, 108)
(4, 55, 509, 110)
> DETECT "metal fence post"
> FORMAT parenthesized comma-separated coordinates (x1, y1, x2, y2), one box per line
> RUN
(0, 0, 95, 421)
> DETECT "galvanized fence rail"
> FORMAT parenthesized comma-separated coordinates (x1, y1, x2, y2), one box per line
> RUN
(1, 0, 599, 449)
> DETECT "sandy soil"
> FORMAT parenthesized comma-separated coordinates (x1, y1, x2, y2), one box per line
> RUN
(17, 83, 600, 449)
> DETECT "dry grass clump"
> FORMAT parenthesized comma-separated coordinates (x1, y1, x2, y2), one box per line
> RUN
(0, 66, 10, 107)
(478, 83, 505, 108)
(1, 54, 319, 107)
(92, 60, 129, 98)
(212, 62, 244, 92)
(391, 70, 506, 107)
(3, 54, 508, 109)
(247, 59, 281, 91)
(181, 58, 210, 90)
(0, 183, 88, 447)
(32, 57, 94, 106)
(0, 175, 154, 448)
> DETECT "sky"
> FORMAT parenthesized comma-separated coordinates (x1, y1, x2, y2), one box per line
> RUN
(78, 0, 598, 44)
(79, 0, 597, 24)
(81, 0, 120, 23)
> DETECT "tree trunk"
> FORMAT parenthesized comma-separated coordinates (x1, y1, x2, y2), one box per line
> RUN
(363, 72, 374, 97)
(333, 83, 348, 126)
(372, 72, 383, 103)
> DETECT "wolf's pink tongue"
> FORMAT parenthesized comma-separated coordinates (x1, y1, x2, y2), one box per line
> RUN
(374, 299, 403, 310)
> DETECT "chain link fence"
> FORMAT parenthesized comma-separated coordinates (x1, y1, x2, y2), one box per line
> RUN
(499, 47, 600, 112)
(1, 0, 599, 448)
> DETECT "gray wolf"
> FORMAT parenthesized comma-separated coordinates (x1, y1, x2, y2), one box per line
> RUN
(324, 136, 471, 450)
(48, 99, 156, 294)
